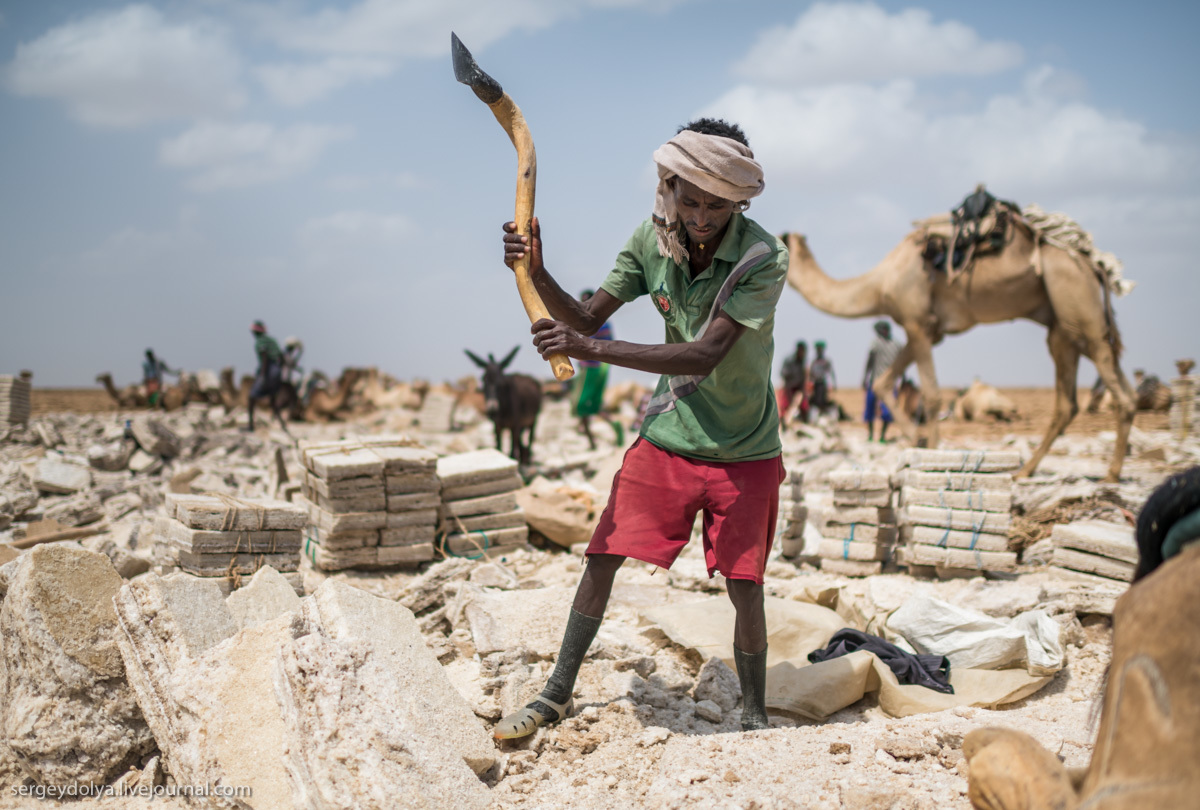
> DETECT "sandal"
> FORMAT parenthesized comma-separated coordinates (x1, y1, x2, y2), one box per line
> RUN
(493, 696, 574, 740)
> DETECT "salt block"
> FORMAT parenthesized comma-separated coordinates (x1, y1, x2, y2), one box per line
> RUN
(436, 448, 520, 488)
(306, 544, 379, 571)
(384, 470, 441, 495)
(1050, 520, 1137, 565)
(32, 457, 92, 494)
(226, 566, 302, 630)
(130, 416, 181, 458)
(1, 546, 153, 785)
(162, 518, 301, 554)
(376, 543, 435, 565)
(310, 580, 497, 774)
(904, 544, 1017, 571)
(819, 522, 892, 543)
(305, 527, 379, 550)
(303, 471, 384, 499)
(177, 551, 299, 576)
(386, 508, 440, 528)
(778, 500, 807, 522)
(817, 539, 887, 562)
(301, 443, 385, 480)
(368, 443, 438, 472)
(894, 469, 1014, 492)
(441, 491, 519, 518)
(823, 504, 888, 526)
(1050, 547, 1134, 582)
(828, 468, 890, 491)
(167, 494, 306, 531)
(819, 558, 883, 577)
(901, 486, 1012, 513)
(441, 526, 528, 556)
(446, 509, 528, 534)
(386, 491, 441, 512)
(380, 525, 437, 546)
(440, 472, 524, 502)
(832, 489, 892, 507)
(903, 505, 1012, 534)
(899, 448, 1022, 473)
(899, 525, 1010, 553)
(306, 499, 387, 533)
(308, 488, 388, 514)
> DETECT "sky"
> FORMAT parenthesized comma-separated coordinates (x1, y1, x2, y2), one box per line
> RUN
(1, 0, 1198, 392)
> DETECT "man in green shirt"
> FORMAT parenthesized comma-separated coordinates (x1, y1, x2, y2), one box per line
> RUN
(495, 118, 788, 738)
(247, 320, 286, 432)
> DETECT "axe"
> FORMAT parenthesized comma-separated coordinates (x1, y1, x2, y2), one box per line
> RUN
(451, 32, 575, 382)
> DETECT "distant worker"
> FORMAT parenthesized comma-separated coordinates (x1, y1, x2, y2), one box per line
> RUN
(863, 320, 902, 442)
(809, 341, 836, 419)
(246, 320, 286, 431)
(142, 349, 178, 409)
(778, 340, 808, 428)
(571, 290, 624, 449)
(282, 337, 305, 386)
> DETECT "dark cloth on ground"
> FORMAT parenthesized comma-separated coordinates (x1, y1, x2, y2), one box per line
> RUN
(808, 628, 954, 694)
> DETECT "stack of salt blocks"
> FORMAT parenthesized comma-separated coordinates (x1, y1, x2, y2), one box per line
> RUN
(0, 375, 31, 427)
(816, 467, 897, 576)
(1050, 519, 1138, 585)
(437, 449, 527, 558)
(299, 436, 440, 570)
(776, 468, 807, 559)
(158, 493, 306, 593)
(1170, 370, 1196, 439)
(895, 448, 1018, 576)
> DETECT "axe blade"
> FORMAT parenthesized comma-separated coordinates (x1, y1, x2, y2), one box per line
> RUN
(451, 32, 503, 105)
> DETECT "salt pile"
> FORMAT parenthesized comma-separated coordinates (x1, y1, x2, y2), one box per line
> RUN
(896, 449, 1019, 576)
(437, 448, 527, 557)
(0, 374, 32, 426)
(1050, 519, 1138, 583)
(299, 436, 440, 570)
(776, 468, 806, 559)
(818, 467, 896, 576)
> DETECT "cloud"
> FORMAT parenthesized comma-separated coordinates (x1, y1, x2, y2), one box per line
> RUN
(159, 121, 352, 190)
(4, 4, 245, 128)
(301, 210, 416, 242)
(247, 0, 684, 58)
(256, 56, 394, 106)
(734, 2, 1022, 86)
(708, 66, 1191, 199)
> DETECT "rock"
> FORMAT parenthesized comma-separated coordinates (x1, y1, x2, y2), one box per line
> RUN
(454, 585, 573, 658)
(226, 566, 302, 630)
(274, 632, 492, 810)
(309, 579, 497, 775)
(126, 449, 162, 475)
(43, 492, 104, 527)
(879, 734, 940, 760)
(130, 416, 181, 458)
(515, 478, 596, 549)
(0, 546, 153, 785)
(956, 580, 1046, 618)
(87, 440, 135, 472)
(692, 656, 741, 713)
(694, 699, 723, 723)
(469, 561, 520, 589)
(31, 457, 92, 494)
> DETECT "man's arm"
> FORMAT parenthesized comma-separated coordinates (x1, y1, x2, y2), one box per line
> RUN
(530, 311, 747, 377)
(503, 217, 622, 335)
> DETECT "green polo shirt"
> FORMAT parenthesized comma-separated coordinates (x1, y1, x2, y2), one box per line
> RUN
(255, 334, 282, 363)
(599, 214, 788, 462)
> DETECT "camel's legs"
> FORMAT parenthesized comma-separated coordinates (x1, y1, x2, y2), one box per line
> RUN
(887, 329, 941, 448)
(874, 341, 916, 442)
(1017, 325, 1080, 479)
(1087, 340, 1134, 483)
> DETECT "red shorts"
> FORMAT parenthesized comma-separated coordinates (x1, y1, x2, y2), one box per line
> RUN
(586, 438, 785, 584)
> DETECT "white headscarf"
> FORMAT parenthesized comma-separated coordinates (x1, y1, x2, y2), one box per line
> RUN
(651, 130, 765, 264)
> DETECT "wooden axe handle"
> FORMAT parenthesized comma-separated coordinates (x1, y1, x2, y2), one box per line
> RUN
(487, 94, 574, 382)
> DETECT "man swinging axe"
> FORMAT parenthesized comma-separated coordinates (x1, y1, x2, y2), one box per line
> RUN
(453, 37, 789, 738)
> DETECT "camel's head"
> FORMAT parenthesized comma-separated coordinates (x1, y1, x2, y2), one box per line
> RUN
(95, 372, 111, 384)
(778, 232, 808, 248)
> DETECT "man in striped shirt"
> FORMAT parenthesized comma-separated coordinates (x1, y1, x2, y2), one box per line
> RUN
(863, 320, 902, 442)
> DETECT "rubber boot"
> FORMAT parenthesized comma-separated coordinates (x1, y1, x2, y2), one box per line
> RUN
(734, 646, 769, 731)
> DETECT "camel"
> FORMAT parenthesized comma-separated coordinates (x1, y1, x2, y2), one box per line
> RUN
(785, 203, 1135, 481)
(95, 373, 147, 409)
(304, 368, 362, 422)
(952, 380, 1018, 422)
(218, 366, 301, 421)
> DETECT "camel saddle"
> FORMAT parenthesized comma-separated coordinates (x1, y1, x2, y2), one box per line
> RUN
(916, 187, 1019, 283)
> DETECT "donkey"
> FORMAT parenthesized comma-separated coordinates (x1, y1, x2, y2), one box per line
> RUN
(465, 346, 543, 465)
